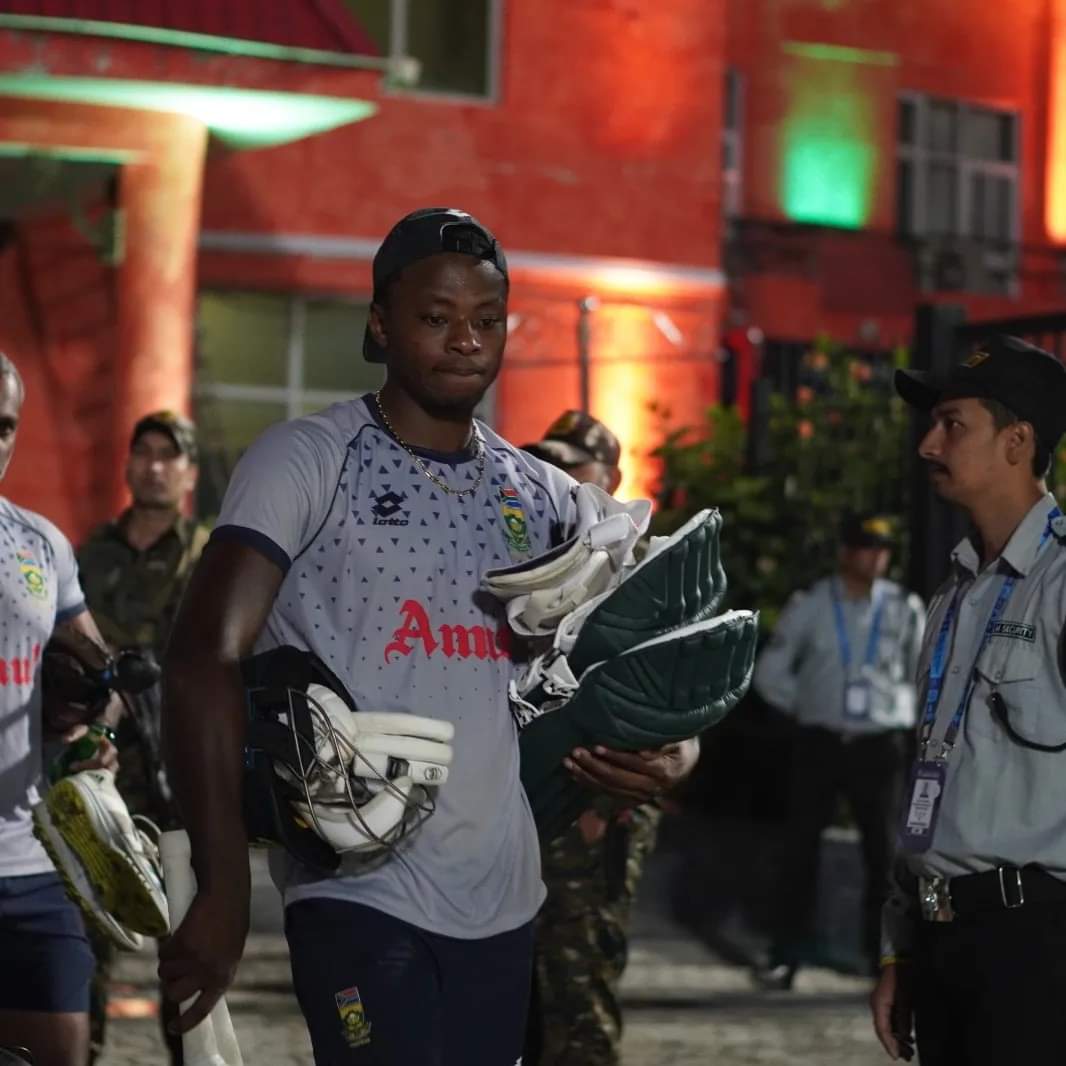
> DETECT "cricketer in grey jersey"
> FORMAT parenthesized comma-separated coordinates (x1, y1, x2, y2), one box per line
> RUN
(213, 394, 577, 938)
(0, 498, 86, 876)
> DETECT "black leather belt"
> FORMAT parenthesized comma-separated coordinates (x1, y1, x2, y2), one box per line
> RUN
(919, 865, 1066, 921)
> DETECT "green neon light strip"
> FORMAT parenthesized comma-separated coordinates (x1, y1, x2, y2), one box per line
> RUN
(782, 41, 899, 67)
(0, 13, 391, 71)
(780, 78, 875, 230)
(0, 142, 141, 164)
(783, 131, 873, 228)
(0, 75, 376, 150)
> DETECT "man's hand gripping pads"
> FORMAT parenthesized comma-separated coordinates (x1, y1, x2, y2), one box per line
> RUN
(482, 508, 758, 842)
(523, 610, 758, 841)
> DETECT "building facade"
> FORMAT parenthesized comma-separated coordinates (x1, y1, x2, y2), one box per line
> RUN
(0, 1, 1063, 536)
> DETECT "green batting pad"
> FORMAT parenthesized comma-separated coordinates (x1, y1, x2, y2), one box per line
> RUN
(521, 609, 758, 840)
(567, 509, 727, 678)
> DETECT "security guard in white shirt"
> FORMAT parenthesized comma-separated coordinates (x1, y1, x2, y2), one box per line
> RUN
(753, 513, 925, 989)
(871, 334, 1066, 1065)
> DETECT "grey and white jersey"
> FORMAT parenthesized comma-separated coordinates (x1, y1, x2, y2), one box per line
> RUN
(215, 395, 577, 938)
(0, 498, 86, 877)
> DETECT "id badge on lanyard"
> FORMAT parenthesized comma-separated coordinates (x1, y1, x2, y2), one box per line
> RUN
(832, 582, 884, 723)
(899, 760, 947, 852)
(844, 680, 872, 719)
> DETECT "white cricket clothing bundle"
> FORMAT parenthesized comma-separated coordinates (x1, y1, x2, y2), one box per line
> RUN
(160, 830, 243, 1066)
(483, 483, 652, 639)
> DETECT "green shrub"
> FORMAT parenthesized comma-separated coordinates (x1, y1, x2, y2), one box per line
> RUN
(651, 340, 911, 631)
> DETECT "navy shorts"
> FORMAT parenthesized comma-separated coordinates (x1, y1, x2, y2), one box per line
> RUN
(0, 872, 94, 1013)
(287, 898, 534, 1066)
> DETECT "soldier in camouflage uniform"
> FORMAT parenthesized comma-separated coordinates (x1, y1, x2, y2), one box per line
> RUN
(522, 412, 700, 1066)
(77, 410, 208, 1065)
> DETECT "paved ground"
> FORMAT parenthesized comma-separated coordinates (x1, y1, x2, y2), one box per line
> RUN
(99, 851, 889, 1066)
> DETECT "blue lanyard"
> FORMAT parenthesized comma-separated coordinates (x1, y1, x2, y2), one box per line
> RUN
(920, 508, 1061, 754)
(831, 579, 885, 671)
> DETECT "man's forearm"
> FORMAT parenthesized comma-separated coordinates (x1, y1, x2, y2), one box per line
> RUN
(880, 858, 918, 964)
(95, 691, 125, 729)
(163, 653, 250, 893)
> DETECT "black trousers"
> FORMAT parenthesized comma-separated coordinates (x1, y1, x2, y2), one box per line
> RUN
(914, 901, 1066, 1065)
(770, 725, 909, 970)
(287, 898, 534, 1065)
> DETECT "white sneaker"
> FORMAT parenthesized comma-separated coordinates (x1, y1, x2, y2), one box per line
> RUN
(38, 769, 170, 936)
(32, 798, 145, 951)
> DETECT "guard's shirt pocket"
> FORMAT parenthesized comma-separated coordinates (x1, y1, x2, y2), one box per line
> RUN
(973, 638, 1056, 745)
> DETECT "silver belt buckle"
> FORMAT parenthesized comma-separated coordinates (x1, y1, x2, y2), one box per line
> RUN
(998, 866, 1025, 909)
(918, 874, 955, 922)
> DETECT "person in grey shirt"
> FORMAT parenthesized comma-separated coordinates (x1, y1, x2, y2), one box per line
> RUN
(752, 513, 924, 989)
(871, 335, 1066, 1065)
(160, 209, 691, 1066)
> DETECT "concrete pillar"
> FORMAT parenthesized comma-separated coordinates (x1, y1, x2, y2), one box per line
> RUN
(113, 114, 207, 510)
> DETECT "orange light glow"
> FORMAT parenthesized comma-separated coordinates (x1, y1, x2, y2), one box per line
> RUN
(586, 264, 677, 299)
(589, 305, 661, 501)
(1048, 0, 1066, 242)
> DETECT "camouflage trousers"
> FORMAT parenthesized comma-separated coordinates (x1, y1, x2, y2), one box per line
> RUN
(526, 803, 662, 1066)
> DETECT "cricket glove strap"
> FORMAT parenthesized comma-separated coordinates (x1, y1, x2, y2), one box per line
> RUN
(481, 483, 652, 639)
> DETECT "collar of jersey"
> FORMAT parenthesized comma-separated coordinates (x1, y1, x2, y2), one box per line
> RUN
(363, 394, 481, 467)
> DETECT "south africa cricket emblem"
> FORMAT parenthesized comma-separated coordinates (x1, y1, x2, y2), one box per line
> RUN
(335, 985, 372, 1049)
(17, 550, 46, 600)
(498, 486, 531, 557)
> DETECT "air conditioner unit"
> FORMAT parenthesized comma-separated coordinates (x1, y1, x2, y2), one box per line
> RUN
(932, 248, 966, 292)
(923, 243, 1016, 295)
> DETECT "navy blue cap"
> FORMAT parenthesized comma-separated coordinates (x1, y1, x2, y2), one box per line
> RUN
(363, 208, 508, 364)
(895, 334, 1066, 447)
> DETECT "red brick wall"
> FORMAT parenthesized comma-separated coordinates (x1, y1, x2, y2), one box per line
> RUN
(726, 0, 1063, 348)
(0, 4, 728, 504)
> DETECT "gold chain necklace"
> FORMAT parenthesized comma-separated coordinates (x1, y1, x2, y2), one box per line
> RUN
(374, 392, 486, 500)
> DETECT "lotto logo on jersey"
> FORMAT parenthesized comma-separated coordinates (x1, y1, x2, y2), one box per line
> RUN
(16, 551, 46, 599)
(498, 486, 531, 557)
(334, 985, 372, 1049)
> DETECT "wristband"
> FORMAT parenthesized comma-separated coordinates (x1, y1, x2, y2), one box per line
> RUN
(879, 954, 911, 968)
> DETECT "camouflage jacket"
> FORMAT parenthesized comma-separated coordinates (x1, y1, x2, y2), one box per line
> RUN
(77, 511, 210, 656)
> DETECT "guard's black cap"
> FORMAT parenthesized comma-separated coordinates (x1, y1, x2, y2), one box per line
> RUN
(894, 334, 1066, 448)
(363, 208, 509, 364)
(840, 512, 895, 550)
(523, 410, 622, 469)
(130, 410, 198, 463)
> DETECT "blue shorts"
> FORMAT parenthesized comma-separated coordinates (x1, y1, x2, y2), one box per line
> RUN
(0, 872, 94, 1013)
(286, 898, 534, 1066)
